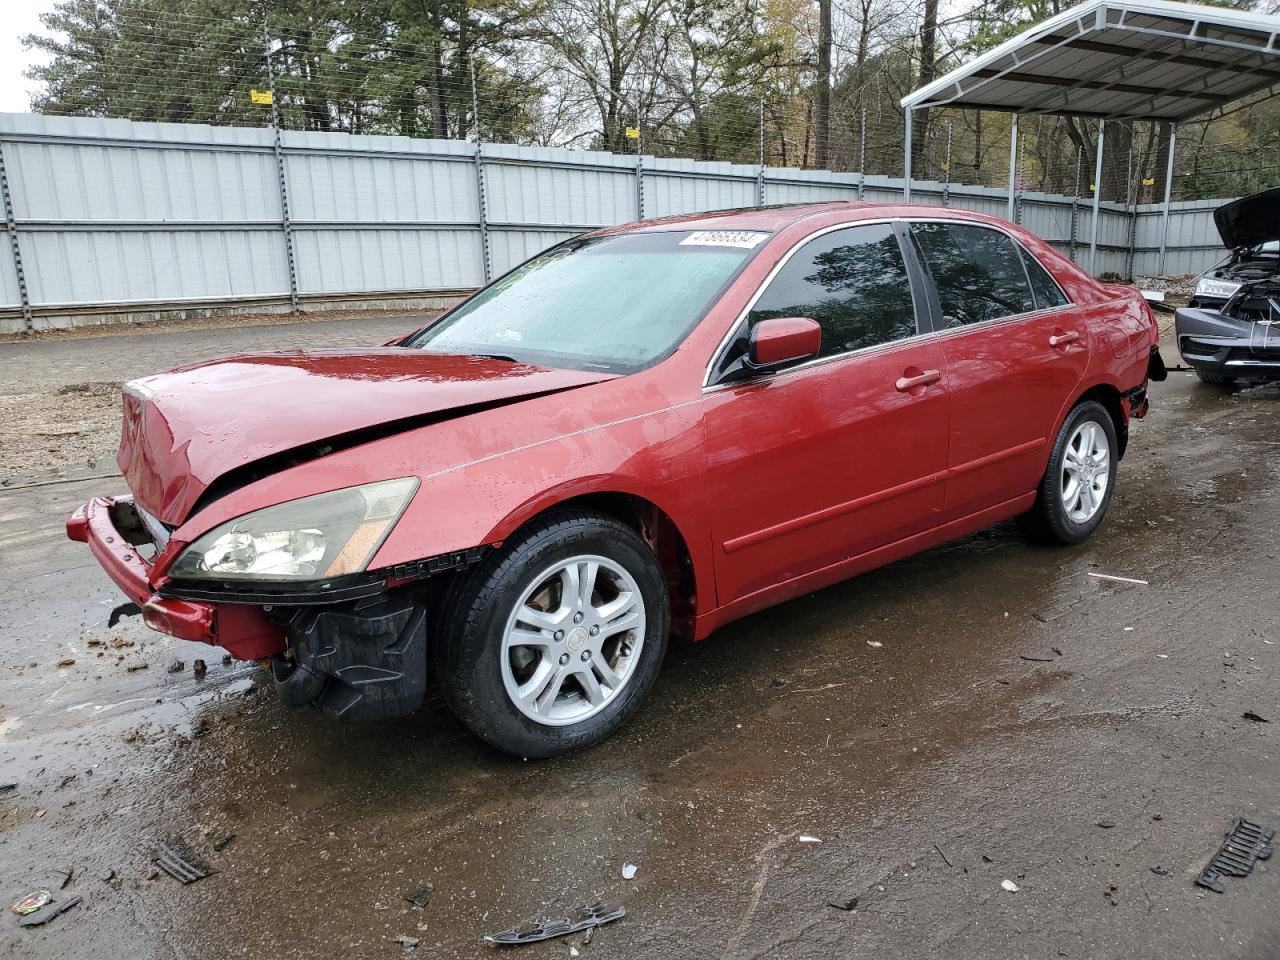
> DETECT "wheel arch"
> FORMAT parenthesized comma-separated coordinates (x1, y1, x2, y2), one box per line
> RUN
(1055, 380, 1129, 460)
(486, 485, 702, 639)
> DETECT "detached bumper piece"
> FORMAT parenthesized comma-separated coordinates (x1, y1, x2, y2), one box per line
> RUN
(1195, 818, 1274, 894)
(484, 903, 626, 945)
(274, 595, 428, 721)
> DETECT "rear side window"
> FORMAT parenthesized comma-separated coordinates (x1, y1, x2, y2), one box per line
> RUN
(1020, 248, 1070, 309)
(910, 222, 1036, 327)
(748, 223, 917, 357)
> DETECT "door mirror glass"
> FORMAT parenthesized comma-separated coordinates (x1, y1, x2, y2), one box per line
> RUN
(748, 317, 822, 370)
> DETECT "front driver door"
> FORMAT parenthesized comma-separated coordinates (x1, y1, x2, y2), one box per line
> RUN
(701, 221, 950, 607)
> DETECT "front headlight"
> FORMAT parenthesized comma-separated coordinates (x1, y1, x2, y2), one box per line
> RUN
(1194, 277, 1243, 300)
(169, 478, 418, 581)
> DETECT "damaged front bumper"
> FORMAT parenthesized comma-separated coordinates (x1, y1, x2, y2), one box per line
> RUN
(68, 495, 479, 721)
(67, 496, 284, 659)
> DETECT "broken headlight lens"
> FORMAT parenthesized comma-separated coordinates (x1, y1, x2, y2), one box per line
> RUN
(169, 478, 418, 581)
(1194, 277, 1242, 301)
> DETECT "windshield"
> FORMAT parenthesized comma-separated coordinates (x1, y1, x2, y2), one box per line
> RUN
(408, 230, 766, 373)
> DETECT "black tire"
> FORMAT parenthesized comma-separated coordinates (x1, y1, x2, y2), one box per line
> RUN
(1195, 368, 1235, 387)
(436, 509, 669, 758)
(1019, 400, 1118, 545)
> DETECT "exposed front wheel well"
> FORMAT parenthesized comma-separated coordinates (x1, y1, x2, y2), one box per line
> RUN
(508, 493, 697, 638)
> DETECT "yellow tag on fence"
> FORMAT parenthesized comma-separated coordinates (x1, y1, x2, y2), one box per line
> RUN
(625, 126, 640, 140)
(1142, 177, 1155, 186)
(250, 89, 273, 106)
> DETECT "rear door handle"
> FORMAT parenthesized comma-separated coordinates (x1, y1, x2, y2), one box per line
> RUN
(1049, 330, 1080, 347)
(895, 369, 942, 392)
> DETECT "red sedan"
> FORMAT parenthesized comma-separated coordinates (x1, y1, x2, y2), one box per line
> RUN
(68, 202, 1163, 757)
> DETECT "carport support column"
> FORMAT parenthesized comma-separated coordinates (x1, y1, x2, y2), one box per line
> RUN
(1006, 113, 1018, 222)
(1089, 119, 1106, 276)
(1158, 121, 1177, 277)
(903, 109, 913, 203)
(0, 138, 33, 333)
(265, 25, 299, 314)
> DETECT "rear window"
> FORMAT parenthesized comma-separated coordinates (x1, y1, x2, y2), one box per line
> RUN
(1020, 248, 1070, 309)
(910, 222, 1036, 327)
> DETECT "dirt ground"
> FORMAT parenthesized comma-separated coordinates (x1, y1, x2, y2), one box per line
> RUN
(0, 315, 1277, 960)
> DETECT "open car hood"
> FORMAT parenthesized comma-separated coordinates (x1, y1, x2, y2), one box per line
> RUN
(118, 348, 616, 526)
(1214, 188, 1280, 250)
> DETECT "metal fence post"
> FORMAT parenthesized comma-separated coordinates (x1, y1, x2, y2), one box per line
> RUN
(472, 62, 492, 282)
(942, 122, 951, 207)
(903, 109, 913, 202)
(1089, 119, 1106, 275)
(857, 108, 866, 201)
(1158, 121, 1177, 277)
(0, 139, 33, 332)
(1124, 145, 1138, 280)
(634, 99, 645, 220)
(1069, 145, 1082, 263)
(756, 97, 766, 206)
(265, 25, 299, 314)
(1006, 112, 1019, 222)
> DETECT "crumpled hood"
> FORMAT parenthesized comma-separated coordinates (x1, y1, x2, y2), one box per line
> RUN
(1215, 187, 1280, 249)
(118, 348, 616, 525)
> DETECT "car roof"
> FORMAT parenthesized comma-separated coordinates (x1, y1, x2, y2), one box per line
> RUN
(588, 201, 1008, 238)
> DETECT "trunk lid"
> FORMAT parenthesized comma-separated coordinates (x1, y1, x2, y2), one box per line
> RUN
(118, 349, 616, 525)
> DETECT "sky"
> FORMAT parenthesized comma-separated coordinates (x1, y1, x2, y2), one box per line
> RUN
(0, 0, 53, 113)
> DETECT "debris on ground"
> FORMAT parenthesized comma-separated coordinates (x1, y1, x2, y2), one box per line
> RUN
(0, 783, 16, 796)
(1103, 883, 1119, 905)
(1087, 572, 1149, 586)
(213, 834, 236, 852)
(404, 882, 433, 909)
(798, 835, 822, 844)
(167, 660, 185, 674)
(154, 840, 215, 884)
(59, 866, 75, 889)
(100, 869, 120, 885)
(193, 659, 208, 679)
(11, 890, 51, 915)
(933, 843, 953, 867)
(1195, 818, 1274, 893)
(392, 934, 419, 950)
(866, 640, 883, 649)
(126, 663, 149, 673)
(56, 658, 75, 668)
(1150, 866, 1169, 876)
(1242, 711, 1269, 724)
(109, 637, 134, 649)
(484, 903, 625, 945)
(1019, 653, 1056, 662)
(621, 863, 637, 880)
(827, 896, 858, 911)
(1001, 880, 1019, 892)
(1097, 820, 1116, 829)
(17, 895, 82, 928)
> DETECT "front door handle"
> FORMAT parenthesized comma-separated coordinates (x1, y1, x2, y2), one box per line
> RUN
(1049, 330, 1080, 348)
(895, 369, 942, 392)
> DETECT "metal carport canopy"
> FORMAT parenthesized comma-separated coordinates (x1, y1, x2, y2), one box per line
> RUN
(898, 0, 1280, 273)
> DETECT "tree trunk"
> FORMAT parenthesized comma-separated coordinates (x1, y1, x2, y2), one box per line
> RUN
(911, 0, 939, 173)
(815, 0, 832, 168)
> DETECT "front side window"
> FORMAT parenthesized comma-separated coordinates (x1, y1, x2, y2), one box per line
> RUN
(910, 222, 1036, 327)
(408, 230, 761, 373)
(746, 223, 918, 358)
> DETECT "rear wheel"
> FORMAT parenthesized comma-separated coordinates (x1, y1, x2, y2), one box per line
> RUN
(436, 510, 668, 758)
(1019, 400, 1117, 545)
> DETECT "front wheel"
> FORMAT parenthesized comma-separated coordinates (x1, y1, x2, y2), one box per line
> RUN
(1019, 400, 1118, 545)
(1195, 368, 1236, 387)
(436, 510, 669, 758)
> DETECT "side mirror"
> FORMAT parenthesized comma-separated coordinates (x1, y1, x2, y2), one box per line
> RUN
(747, 317, 822, 371)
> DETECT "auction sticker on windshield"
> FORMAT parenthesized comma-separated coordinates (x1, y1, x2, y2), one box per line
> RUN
(679, 231, 770, 249)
